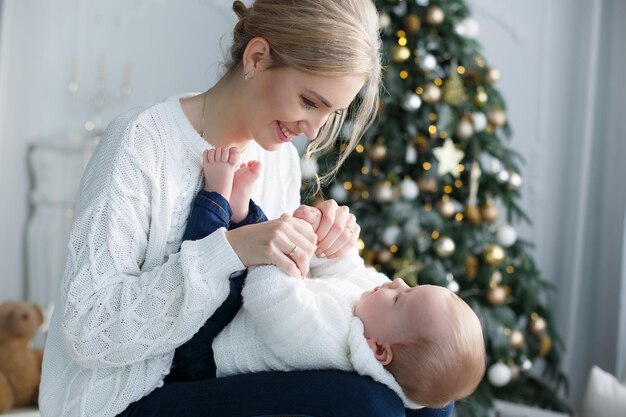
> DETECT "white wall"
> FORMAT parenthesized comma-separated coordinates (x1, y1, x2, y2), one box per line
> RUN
(0, 0, 235, 301)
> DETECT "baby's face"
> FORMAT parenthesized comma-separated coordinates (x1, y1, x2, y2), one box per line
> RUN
(354, 280, 454, 346)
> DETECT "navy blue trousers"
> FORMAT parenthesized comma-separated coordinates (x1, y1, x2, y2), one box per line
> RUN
(116, 191, 454, 416)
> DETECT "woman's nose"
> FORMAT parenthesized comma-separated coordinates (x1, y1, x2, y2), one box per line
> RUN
(301, 113, 330, 141)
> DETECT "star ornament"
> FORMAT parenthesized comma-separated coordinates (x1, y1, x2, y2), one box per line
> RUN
(433, 139, 465, 177)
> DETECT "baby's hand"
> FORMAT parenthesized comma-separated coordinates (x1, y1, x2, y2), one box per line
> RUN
(293, 205, 322, 232)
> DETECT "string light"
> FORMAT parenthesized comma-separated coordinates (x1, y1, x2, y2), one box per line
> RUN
(457, 66, 466, 74)
(343, 181, 353, 190)
(423, 162, 432, 170)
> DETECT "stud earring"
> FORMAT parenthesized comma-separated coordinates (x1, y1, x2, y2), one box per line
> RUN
(244, 71, 254, 80)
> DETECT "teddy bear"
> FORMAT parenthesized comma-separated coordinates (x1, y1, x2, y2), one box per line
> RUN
(0, 301, 44, 414)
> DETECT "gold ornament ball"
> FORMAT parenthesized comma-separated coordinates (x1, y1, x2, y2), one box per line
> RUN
(437, 198, 456, 218)
(369, 143, 388, 162)
(456, 119, 474, 140)
(481, 202, 499, 223)
(510, 330, 525, 350)
(487, 67, 502, 84)
(374, 181, 394, 203)
(433, 236, 456, 258)
(487, 286, 507, 305)
(474, 88, 489, 105)
(376, 249, 393, 264)
(488, 109, 507, 127)
(425, 5, 445, 26)
(465, 256, 479, 279)
(465, 205, 482, 225)
(391, 45, 411, 63)
(529, 316, 547, 335)
(405, 14, 421, 33)
(422, 83, 442, 104)
(538, 335, 552, 357)
(417, 175, 438, 193)
(483, 244, 505, 267)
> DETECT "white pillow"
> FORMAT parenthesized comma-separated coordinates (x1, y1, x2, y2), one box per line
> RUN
(580, 366, 626, 417)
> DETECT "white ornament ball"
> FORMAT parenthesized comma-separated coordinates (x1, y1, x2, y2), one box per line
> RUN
(330, 184, 349, 203)
(400, 178, 420, 200)
(300, 158, 318, 179)
(374, 182, 394, 203)
(379, 12, 391, 29)
(487, 363, 512, 387)
(406, 144, 418, 164)
(456, 119, 474, 140)
(509, 172, 523, 189)
(402, 93, 422, 112)
(462, 18, 481, 38)
(496, 170, 511, 183)
(447, 280, 460, 293)
(382, 225, 401, 246)
(497, 224, 518, 247)
(421, 54, 438, 71)
(472, 112, 488, 131)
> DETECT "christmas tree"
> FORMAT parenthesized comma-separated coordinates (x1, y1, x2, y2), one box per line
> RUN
(302, 1, 570, 415)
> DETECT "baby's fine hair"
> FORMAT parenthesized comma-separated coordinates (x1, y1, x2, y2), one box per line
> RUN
(386, 291, 486, 407)
(225, 0, 383, 191)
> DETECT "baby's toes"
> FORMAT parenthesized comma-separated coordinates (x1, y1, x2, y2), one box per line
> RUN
(206, 148, 216, 163)
(228, 147, 241, 166)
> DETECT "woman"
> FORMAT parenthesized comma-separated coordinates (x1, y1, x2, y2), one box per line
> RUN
(40, 1, 454, 416)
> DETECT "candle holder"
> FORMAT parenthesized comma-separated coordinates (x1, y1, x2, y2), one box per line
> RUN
(68, 55, 133, 139)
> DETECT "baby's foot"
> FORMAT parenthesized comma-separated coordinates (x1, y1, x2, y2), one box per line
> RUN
(202, 147, 241, 201)
(231, 160, 263, 223)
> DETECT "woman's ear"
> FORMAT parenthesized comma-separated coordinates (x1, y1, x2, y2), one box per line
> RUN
(366, 338, 394, 365)
(242, 37, 271, 73)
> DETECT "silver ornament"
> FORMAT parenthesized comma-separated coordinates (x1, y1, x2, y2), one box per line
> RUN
(497, 224, 518, 247)
(487, 362, 512, 387)
(400, 178, 420, 200)
(382, 225, 401, 246)
(300, 157, 318, 179)
(456, 119, 474, 140)
(509, 172, 523, 189)
(329, 184, 349, 203)
(472, 112, 488, 131)
(421, 54, 438, 71)
(402, 93, 422, 111)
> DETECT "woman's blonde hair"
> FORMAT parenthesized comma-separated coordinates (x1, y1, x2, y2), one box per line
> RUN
(386, 293, 486, 407)
(224, 0, 383, 192)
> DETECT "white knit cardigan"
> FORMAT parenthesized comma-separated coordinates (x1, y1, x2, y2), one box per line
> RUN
(39, 94, 302, 417)
(213, 249, 423, 409)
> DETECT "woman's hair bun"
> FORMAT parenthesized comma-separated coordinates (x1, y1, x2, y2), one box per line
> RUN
(232, 1, 249, 20)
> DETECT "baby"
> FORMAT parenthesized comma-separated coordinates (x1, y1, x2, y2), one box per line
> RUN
(175, 147, 486, 409)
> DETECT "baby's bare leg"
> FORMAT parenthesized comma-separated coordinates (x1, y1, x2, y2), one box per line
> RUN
(231, 160, 263, 223)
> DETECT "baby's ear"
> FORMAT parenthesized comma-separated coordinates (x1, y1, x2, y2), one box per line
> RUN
(366, 338, 393, 365)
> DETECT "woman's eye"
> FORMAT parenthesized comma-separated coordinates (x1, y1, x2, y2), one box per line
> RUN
(301, 96, 317, 110)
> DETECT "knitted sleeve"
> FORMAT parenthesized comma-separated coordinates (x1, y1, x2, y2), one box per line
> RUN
(240, 266, 352, 361)
(60, 117, 244, 369)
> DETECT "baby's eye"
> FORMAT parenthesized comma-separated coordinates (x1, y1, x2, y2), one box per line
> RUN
(394, 294, 400, 304)
(301, 96, 317, 110)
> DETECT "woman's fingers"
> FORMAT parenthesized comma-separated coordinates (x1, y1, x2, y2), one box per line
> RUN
(324, 218, 360, 259)
(316, 205, 352, 257)
(313, 200, 338, 248)
(225, 216, 317, 278)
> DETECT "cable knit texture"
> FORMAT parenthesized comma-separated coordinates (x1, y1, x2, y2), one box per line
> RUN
(39, 94, 302, 417)
(213, 248, 423, 409)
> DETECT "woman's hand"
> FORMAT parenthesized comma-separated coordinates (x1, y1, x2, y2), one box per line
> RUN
(294, 200, 360, 259)
(225, 214, 317, 277)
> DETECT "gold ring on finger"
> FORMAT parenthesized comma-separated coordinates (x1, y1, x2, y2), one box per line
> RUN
(287, 244, 298, 257)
